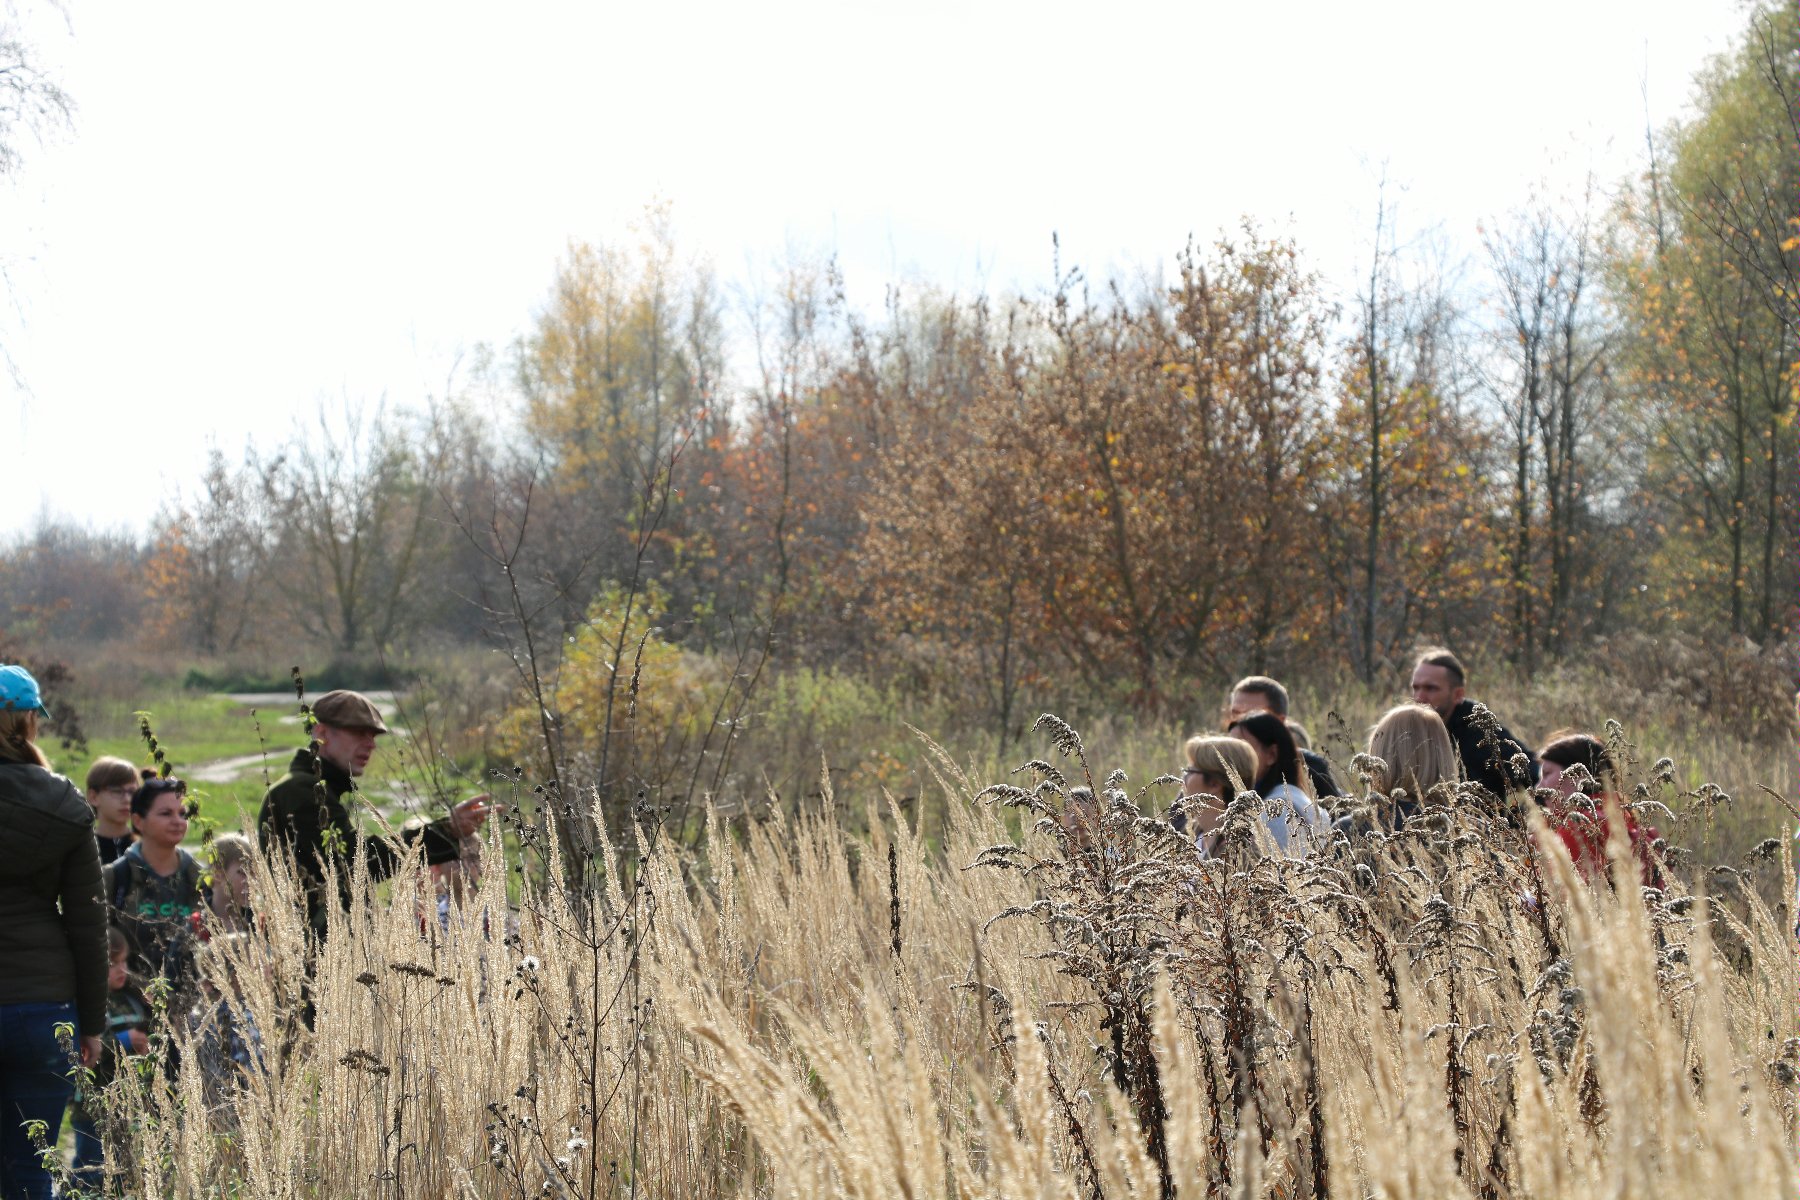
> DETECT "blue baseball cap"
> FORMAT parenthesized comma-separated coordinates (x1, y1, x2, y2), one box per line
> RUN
(0, 665, 50, 718)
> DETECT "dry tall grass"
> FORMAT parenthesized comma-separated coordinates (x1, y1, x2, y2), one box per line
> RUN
(71, 720, 1798, 1199)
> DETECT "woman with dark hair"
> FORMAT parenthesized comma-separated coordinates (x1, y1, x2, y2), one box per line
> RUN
(1227, 710, 1307, 798)
(0, 665, 106, 1200)
(1537, 732, 1661, 887)
(103, 777, 205, 998)
(1224, 711, 1329, 854)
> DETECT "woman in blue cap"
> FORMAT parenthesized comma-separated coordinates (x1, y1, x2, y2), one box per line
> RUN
(0, 665, 106, 1200)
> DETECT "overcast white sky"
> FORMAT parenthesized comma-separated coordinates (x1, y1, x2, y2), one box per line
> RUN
(0, 0, 1746, 538)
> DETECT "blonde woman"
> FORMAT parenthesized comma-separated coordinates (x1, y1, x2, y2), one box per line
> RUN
(1365, 703, 1458, 829)
(0, 666, 106, 1200)
(1177, 734, 1323, 857)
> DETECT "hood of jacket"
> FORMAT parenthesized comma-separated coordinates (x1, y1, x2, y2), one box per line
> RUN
(1444, 698, 1478, 731)
(0, 761, 92, 875)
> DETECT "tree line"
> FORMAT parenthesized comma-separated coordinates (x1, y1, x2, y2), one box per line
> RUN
(4, 4, 1793, 750)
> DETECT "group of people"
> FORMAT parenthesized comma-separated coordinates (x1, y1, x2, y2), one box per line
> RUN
(0, 648, 1658, 1197)
(1164, 649, 1657, 879)
(0, 675, 494, 1199)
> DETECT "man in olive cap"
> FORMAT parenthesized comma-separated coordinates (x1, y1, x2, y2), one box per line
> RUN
(257, 688, 494, 938)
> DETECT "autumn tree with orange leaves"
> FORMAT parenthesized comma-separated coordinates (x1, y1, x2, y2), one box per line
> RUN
(142, 449, 271, 654)
(857, 295, 1041, 741)
(860, 228, 1339, 722)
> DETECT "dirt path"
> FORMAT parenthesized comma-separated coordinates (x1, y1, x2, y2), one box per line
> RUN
(190, 692, 407, 783)
(189, 752, 280, 784)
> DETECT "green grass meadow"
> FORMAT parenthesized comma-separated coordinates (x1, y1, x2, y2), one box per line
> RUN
(53, 687, 489, 853)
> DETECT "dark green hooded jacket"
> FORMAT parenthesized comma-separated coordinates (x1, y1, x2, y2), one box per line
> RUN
(256, 746, 460, 936)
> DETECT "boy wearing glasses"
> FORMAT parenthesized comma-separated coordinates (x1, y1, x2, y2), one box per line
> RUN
(85, 756, 142, 865)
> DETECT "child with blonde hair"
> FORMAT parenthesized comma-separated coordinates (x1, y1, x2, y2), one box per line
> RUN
(204, 832, 256, 934)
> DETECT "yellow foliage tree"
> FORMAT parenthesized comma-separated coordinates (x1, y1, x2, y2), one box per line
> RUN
(498, 582, 728, 816)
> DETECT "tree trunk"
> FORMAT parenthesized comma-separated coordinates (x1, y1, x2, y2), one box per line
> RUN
(1360, 309, 1382, 682)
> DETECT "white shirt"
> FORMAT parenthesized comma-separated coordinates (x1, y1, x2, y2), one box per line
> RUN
(1262, 783, 1329, 856)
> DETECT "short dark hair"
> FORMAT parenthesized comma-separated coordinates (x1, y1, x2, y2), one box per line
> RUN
(1413, 647, 1466, 688)
(130, 776, 187, 818)
(1230, 675, 1289, 717)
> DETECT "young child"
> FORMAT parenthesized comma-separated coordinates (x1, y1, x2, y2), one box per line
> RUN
(85, 757, 142, 865)
(70, 927, 152, 1188)
(190, 935, 267, 1115)
(202, 832, 256, 935)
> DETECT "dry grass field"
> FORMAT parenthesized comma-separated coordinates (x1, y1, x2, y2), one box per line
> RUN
(61, 711, 1798, 1200)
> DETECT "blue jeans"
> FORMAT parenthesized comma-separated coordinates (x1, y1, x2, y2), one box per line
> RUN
(68, 1114, 100, 1191)
(0, 1001, 76, 1200)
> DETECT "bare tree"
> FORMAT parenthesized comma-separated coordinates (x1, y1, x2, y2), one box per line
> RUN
(147, 448, 273, 654)
(1325, 186, 1487, 679)
(259, 399, 459, 658)
(1481, 189, 1611, 670)
(0, 3, 71, 180)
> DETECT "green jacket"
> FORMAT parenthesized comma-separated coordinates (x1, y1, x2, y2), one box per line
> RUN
(256, 746, 460, 935)
(0, 761, 109, 1035)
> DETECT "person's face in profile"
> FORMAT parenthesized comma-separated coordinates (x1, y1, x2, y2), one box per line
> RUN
(1228, 726, 1277, 777)
(1062, 794, 1098, 836)
(316, 723, 381, 776)
(1180, 767, 1229, 836)
(1409, 665, 1464, 717)
(1181, 767, 1228, 803)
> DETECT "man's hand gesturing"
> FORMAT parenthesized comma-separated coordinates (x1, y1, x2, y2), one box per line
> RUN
(450, 793, 499, 839)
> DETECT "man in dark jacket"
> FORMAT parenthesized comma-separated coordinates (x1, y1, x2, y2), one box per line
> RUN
(1408, 648, 1537, 799)
(257, 689, 493, 937)
(1225, 675, 1343, 798)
